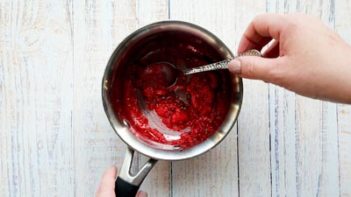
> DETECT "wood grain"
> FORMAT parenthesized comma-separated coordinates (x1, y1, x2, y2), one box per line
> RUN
(337, 105, 351, 197)
(267, 0, 340, 196)
(0, 1, 170, 196)
(0, 0, 76, 196)
(336, 1, 351, 196)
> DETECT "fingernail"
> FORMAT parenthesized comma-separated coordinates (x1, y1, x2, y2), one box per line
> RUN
(227, 59, 241, 74)
(138, 191, 148, 197)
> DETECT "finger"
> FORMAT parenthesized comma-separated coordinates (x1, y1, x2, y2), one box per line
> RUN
(228, 56, 286, 82)
(96, 166, 118, 197)
(136, 191, 148, 197)
(238, 36, 272, 53)
(238, 13, 288, 53)
(99, 166, 118, 190)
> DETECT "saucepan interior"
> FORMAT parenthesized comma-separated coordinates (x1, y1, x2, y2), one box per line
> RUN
(102, 21, 243, 161)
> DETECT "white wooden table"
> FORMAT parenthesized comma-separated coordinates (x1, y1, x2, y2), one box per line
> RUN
(1, 0, 351, 196)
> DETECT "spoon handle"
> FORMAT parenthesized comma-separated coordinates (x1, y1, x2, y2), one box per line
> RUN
(183, 59, 231, 75)
(183, 49, 261, 75)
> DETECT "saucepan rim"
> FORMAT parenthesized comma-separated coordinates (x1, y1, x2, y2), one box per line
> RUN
(102, 20, 243, 161)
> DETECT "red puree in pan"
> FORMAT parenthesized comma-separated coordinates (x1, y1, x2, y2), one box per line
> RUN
(109, 31, 233, 150)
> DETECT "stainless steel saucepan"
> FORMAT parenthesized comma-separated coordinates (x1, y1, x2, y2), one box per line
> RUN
(102, 21, 243, 197)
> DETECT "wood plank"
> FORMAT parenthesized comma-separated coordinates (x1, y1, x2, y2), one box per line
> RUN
(337, 105, 351, 197)
(72, 1, 128, 195)
(0, 0, 75, 196)
(72, 0, 169, 196)
(267, 0, 340, 196)
(335, 1, 351, 196)
(268, 86, 298, 197)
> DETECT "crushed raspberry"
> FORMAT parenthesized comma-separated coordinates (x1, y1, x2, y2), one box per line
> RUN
(110, 32, 232, 149)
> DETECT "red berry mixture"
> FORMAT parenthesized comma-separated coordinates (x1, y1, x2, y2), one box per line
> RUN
(109, 31, 233, 149)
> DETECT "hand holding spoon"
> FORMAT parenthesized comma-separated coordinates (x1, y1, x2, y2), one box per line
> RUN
(182, 49, 261, 75)
(147, 49, 262, 87)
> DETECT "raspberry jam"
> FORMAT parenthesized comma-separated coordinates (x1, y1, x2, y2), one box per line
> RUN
(108, 30, 233, 150)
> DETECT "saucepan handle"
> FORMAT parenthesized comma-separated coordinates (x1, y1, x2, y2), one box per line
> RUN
(115, 147, 157, 197)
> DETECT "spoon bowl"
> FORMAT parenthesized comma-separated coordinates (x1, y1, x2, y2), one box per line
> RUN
(146, 62, 180, 87)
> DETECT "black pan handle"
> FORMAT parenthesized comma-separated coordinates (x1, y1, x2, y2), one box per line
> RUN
(115, 177, 139, 197)
(115, 147, 157, 197)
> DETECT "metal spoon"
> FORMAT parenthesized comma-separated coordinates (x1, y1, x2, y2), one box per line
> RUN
(147, 49, 261, 87)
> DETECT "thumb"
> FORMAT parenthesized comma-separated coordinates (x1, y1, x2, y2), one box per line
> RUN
(96, 166, 118, 197)
(228, 56, 283, 82)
